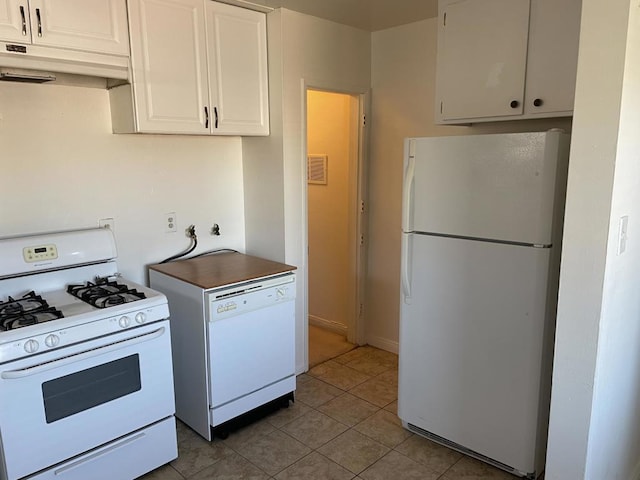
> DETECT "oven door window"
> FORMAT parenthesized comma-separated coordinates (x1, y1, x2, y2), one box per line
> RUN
(42, 354, 141, 423)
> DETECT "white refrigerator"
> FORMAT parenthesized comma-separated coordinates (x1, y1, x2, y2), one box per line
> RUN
(398, 131, 570, 479)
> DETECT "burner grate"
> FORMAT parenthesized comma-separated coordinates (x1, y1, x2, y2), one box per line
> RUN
(67, 281, 146, 309)
(0, 292, 64, 331)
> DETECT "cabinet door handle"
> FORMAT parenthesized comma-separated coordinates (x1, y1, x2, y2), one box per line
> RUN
(214, 107, 218, 129)
(36, 8, 42, 37)
(204, 106, 209, 129)
(510, 100, 520, 109)
(533, 98, 544, 107)
(19, 5, 27, 35)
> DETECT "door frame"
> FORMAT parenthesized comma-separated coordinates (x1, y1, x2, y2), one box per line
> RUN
(302, 82, 369, 369)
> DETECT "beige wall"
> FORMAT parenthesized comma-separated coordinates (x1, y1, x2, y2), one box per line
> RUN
(0, 82, 246, 283)
(244, 9, 371, 372)
(242, 9, 286, 263)
(546, 0, 640, 478)
(307, 90, 353, 332)
(367, 18, 571, 352)
(282, 10, 370, 372)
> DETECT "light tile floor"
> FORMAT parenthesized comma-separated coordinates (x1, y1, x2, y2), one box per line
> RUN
(141, 346, 519, 480)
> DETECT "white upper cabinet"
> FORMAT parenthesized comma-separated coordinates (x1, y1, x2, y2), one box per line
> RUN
(111, 0, 269, 136)
(125, 0, 210, 134)
(205, 1, 269, 136)
(436, 0, 530, 121)
(0, 0, 129, 56)
(435, 0, 582, 124)
(0, 1, 31, 42)
(524, 0, 582, 116)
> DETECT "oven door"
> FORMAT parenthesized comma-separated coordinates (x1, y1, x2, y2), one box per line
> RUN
(0, 320, 175, 480)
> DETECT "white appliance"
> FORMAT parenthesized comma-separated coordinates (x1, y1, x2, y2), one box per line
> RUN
(149, 253, 296, 441)
(398, 131, 570, 479)
(0, 228, 177, 480)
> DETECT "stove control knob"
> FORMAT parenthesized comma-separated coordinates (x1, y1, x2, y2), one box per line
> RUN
(45, 334, 60, 348)
(135, 312, 147, 324)
(24, 339, 39, 353)
(119, 316, 131, 328)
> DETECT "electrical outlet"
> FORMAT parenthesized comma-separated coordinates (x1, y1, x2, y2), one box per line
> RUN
(165, 212, 177, 233)
(99, 218, 115, 231)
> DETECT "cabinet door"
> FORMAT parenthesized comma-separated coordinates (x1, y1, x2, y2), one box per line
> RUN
(436, 0, 531, 122)
(524, 0, 581, 116)
(27, 0, 129, 55)
(128, 0, 209, 134)
(206, 1, 269, 136)
(0, 0, 31, 42)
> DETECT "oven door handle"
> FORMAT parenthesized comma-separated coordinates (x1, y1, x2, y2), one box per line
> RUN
(1, 327, 166, 380)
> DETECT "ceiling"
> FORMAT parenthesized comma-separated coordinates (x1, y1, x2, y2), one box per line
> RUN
(231, 0, 439, 31)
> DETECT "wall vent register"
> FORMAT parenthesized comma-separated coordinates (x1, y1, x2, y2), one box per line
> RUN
(308, 154, 328, 185)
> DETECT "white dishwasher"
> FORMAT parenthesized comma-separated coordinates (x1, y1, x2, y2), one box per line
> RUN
(207, 274, 295, 427)
(149, 253, 296, 441)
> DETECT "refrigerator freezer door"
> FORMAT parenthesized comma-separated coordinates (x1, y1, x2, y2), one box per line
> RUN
(403, 132, 568, 245)
(398, 233, 552, 474)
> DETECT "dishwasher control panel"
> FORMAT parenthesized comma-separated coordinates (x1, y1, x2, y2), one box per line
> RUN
(207, 273, 296, 321)
(216, 302, 238, 314)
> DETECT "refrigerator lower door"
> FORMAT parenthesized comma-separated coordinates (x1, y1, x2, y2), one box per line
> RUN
(398, 233, 552, 476)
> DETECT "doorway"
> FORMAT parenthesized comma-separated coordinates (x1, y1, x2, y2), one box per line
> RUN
(306, 88, 365, 367)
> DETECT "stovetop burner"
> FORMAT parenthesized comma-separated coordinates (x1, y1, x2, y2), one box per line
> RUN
(0, 291, 64, 331)
(67, 281, 146, 309)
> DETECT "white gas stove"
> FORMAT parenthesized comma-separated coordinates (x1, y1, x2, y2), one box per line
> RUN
(0, 228, 177, 480)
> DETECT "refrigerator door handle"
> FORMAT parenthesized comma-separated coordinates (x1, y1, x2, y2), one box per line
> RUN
(401, 234, 412, 304)
(402, 149, 416, 232)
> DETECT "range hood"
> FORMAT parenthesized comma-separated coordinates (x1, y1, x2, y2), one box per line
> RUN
(0, 68, 56, 83)
(1, 41, 129, 83)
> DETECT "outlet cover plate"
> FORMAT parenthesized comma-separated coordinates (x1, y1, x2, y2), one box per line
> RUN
(165, 212, 177, 233)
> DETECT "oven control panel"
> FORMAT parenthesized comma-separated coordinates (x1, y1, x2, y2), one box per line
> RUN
(23, 244, 58, 263)
(0, 228, 116, 277)
(0, 302, 170, 363)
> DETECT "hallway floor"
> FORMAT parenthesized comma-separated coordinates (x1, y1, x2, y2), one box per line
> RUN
(308, 324, 356, 367)
(143, 346, 518, 479)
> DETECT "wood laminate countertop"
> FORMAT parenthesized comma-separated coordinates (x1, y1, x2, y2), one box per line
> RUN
(148, 252, 296, 290)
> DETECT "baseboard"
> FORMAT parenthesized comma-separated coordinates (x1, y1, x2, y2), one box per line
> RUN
(309, 315, 347, 335)
(366, 334, 399, 354)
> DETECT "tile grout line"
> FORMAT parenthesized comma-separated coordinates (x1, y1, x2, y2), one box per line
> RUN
(165, 345, 504, 480)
